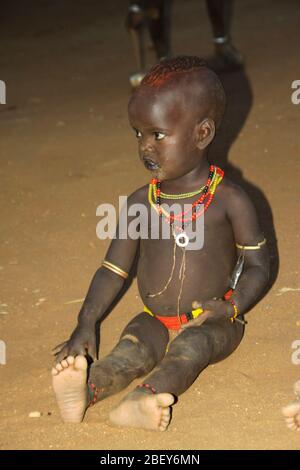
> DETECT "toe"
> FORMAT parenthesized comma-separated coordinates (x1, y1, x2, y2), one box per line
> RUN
(158, 421, 169, 431)
(161, 407, 170, 417)
(66, 356, 75, 365)
(74, 355, 88, 371)
(51, 367, 59, 376)
(156, 393, 175, 408)
(61, 360, 68, 368)
(55, 363, 63, 372)
(282, 402, 300, 418)
(285, 417, 295, 424)
(160, 416, 170, 427)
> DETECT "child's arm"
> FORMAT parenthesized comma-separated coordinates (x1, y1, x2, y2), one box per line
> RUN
(53, 188, 145, 362)
(185, 183, 270, 326)
(222, 183, 270, 316)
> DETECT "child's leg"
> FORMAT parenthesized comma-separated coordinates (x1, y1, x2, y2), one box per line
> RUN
(52, 312, 169, 423)
(205, 0, 232, 40)
(109, 316, 243, 430)
(205, 0, 243, 70)
(88, 312, 169, 402)
(146, 0, 173, 60)
(143, 315, 244, 395)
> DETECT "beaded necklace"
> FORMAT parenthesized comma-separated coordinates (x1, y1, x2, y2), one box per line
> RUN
(149, 165, 224, 245)
(153, 184, 205, 200)
(146, 165, 224, 323)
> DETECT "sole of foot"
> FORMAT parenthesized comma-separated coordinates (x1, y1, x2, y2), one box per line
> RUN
(52, 355, 88, 423)
(109, 390, 175, 431)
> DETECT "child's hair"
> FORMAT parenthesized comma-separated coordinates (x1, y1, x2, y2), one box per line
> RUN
(140, 55, 226, 127)
(141, 55, 207, 87)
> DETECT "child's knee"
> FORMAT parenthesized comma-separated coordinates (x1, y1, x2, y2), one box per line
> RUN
(168, 327, 213, 361)
(121, 334, 140, 344)
(117, 336, 155, 368)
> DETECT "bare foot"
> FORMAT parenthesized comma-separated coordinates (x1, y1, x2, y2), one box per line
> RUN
(52, 355, 88, 423)
(109, 389, 174, 431)
(282, 380, 300, 431)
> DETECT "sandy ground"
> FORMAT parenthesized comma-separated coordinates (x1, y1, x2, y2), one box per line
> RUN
(0, 0, 300, 450)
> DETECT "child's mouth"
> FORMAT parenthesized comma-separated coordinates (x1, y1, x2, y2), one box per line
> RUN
(143, 158, 160, 171)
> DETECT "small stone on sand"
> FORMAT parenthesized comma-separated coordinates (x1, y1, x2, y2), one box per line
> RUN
(29, 411, 42, 418)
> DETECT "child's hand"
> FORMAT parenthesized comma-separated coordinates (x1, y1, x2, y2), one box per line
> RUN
(53, 323, 97, 363)
(180, 299, 233, 330)
(202, 299, 234, 320)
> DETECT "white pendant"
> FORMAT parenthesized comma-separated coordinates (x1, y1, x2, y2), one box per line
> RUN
(175, 231, 189, 248)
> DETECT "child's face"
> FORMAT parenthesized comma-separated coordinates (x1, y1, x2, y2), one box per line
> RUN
(128, 87, 207, 181)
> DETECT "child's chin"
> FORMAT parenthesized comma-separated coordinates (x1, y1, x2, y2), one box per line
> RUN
(150, 168, 162, 178)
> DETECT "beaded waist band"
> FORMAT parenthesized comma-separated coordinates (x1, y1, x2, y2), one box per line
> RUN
(143, 305, 203, 330)
(144, 289, 234, 331)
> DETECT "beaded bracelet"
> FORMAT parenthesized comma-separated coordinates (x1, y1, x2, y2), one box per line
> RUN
(137, 383, 157, 394)
(227, 298, 239, 323)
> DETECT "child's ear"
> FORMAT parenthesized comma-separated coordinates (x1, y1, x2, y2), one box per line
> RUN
(194, 118, 216, 149)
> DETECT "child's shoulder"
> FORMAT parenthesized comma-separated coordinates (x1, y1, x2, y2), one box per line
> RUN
(127, 184, 149, 205)
(219, 176, 249, 201)
(218, 175, 257, 219)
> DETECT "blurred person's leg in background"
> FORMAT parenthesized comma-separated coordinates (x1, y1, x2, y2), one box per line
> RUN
(126, 1, 173, 88)
(205, 0, 244, 72)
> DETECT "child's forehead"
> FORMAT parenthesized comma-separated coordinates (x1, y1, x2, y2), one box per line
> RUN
(128, 91, 187, 128)
(129, 83, 203, 120)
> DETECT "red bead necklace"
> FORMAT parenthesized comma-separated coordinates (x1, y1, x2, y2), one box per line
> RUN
(151, 165, 223, 229)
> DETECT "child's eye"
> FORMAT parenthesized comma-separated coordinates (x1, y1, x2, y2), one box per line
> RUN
(154, 132, 166, 141)
(134, 129, 142, 139)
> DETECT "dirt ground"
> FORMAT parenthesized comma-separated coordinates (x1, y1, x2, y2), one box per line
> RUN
(0, 0, 300, 450)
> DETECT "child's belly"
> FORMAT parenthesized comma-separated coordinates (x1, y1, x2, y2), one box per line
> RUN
(137, 225, 236, 316)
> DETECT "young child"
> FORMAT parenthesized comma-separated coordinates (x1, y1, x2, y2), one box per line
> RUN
(52, 56, 269, 431)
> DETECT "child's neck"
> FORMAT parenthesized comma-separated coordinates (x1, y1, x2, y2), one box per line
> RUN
(161, 159, 211, 193)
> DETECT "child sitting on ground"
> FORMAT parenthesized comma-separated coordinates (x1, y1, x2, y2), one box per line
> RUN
(52, 56, 269, 431)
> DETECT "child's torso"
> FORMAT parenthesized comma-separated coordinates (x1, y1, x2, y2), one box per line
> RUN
(137, 190, 236, 316)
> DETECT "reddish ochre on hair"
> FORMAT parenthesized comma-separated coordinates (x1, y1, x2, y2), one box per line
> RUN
(141, 56, 207, 87)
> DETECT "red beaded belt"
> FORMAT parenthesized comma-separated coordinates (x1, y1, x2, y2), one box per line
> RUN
(144, 289, 234, 331)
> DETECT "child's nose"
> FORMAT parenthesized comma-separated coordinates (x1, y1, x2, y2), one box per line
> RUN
(140, 136, 154, 153)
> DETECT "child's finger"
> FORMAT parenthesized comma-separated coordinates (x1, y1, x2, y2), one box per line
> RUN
(68, 344, 86, 357)
(180, 312, 210, 330)
(53, 347, 68, 363)
(192, 300, 202, 309)
(88, 343, 97, 361)
(52, 341, 67, 352)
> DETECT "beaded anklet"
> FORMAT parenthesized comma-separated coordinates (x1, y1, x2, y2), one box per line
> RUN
(88, 382, 105, 406)
(137, 383, 157, 394)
